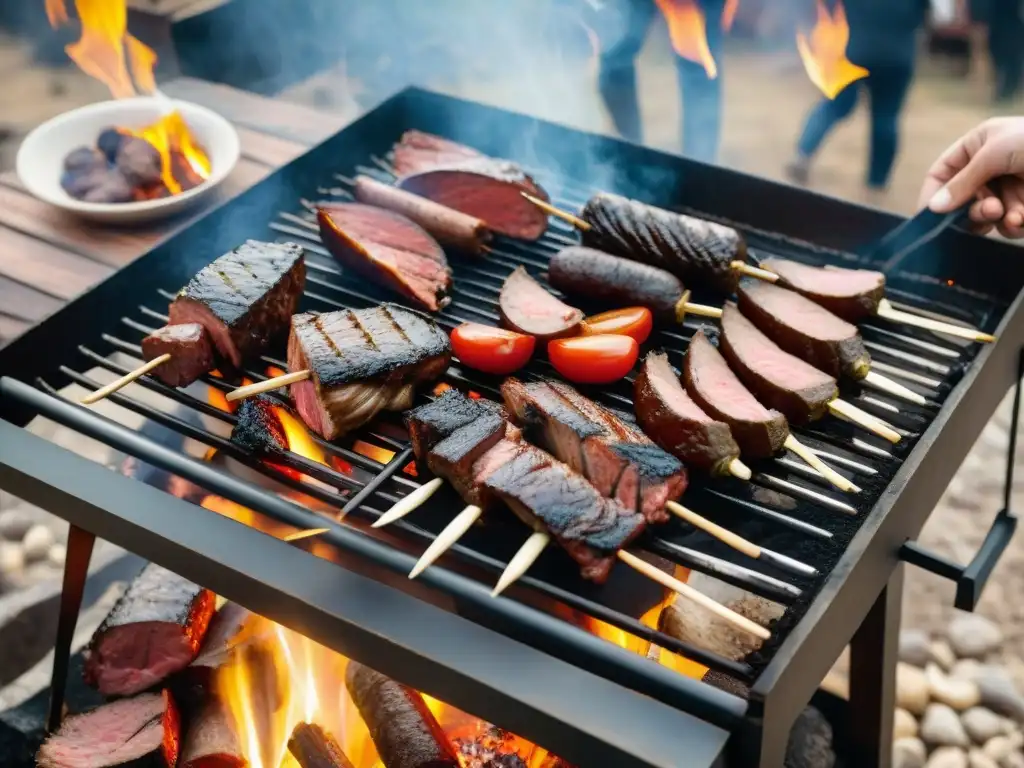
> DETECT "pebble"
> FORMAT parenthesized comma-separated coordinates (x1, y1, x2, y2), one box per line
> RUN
(0, 541, 24, 575)
(963, 708, 1008, 745)
(968, 750, 1000, 768)
(1000, 753, 1024, 768)
(21, 524, 54, 562)
(982, 733, 1024, 762)
(973, 667, 1024, 722)
(47, 544, 66, 568)
(948, 615, 1004, 659)
(954, 660, 984, 682)
(900, 662, 933, 715)
(923, 703, 971, 748)
(931, 639, 958, 671)
(901, 629, 933, 667)
(929, 664, 983, 711)
(0, 509, 34, 541)
(927, 747, 968, 768)
(894, 738, 927, 768)
(896, 707, 920, 739)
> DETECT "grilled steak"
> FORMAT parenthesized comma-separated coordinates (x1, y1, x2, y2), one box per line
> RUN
(391, 129, 484, 176)
(683, 329, 788, 458)
(634, 352, 741, 476)
(718, 303, 838, 424)
(498, 266, 583, 340)
(737, 280, 871, 380)
(548, 246, 689, 325)
(180, 699, 243, 768)
(428, 411, 519, 509)
(168, 240, 306, 369)
(580, 193, 745, 295)
(501, 378, 686, 523)
(353, 175, 491, 254)
(37, 690, 180, 768)
(762, 257, 886, 322)
(398, 158, 550, 241)
(287, 305, 452, 440)
(84, 563, 215, 697)
(405, 388, 508, 461)
(318, 203, 452, 312)
(345, 661, 460, 768)
(141, 323, 214, 388)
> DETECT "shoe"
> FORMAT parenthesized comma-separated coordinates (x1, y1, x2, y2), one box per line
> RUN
(785, 156, 811, 185)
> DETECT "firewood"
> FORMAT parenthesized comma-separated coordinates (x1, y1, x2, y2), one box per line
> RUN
(287, 722, 355, 768)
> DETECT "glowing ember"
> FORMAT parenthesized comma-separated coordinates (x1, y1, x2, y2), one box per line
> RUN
(795, 0, 868, 99)
(351, 440, 396, 465)
(654, 0, 718, 78)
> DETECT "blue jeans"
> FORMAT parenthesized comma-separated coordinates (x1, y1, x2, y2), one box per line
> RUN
(595, 0, 725, 163)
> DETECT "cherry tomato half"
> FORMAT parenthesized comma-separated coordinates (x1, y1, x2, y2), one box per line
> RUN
(547, 334, 639, 384)
(450, 323, 536, 375)
(581, 307, 653, 344)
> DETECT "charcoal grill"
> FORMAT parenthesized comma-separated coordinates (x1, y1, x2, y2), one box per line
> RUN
(1, 88, 1022, 768)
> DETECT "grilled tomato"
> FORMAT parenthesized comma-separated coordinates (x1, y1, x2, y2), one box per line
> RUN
(450, 323, 535, 375)
(548, 334, 639, 384)
(581, 307, 653, 344)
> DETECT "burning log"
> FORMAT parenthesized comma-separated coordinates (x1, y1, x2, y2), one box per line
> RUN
(345, 661, 459, 768)
(175, 602, 253, 708)
(180, 699, 245, 768)
(288, 722, 355, 768)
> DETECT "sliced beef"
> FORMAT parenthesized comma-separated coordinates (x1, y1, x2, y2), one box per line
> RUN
(498, 266, 583, 340)
(141, 323, 213, 388)
(231, 393, 292, 455)
(287, 305, 452, 440)
(84, 563, 216, 697)
(427, 412, 519, 510)
(683, 329, 788, 458)
(398, 158, 550, 241)
(718, 303, 838, 425)
(501, 378, 686, 523)
(168, 240, 306, 369)
(391, 129, 484, 176)
(37, 690, 180, 768)
(737, 279, 871, 380)
(548, 246, 689, 324)
(634, 352, 741, 476)
(580, 193, 745, 295)
(180, 699, 244, 768)
(345, 661, 460, 768)
(318, 203, 452, 312)
(405, 388, 507, 461)
(762, 257, 886, 322)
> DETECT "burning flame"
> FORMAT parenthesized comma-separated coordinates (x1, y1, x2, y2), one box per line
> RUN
(795, 0, 869, 99)
(125, 111, 211, 195)
(654, 0, 718, 78)
(721, 0, 739, 31)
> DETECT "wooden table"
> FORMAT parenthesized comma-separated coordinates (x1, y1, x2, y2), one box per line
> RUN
(0, 77, 350, 347)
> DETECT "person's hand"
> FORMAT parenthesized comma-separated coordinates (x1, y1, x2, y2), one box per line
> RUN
(918, 117, 1024, 238)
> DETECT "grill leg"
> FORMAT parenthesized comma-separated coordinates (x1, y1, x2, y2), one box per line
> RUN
(46, 524, 96, 732)
(849, 564, 903, 768)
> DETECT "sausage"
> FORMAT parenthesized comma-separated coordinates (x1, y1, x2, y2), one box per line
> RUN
(345, 661, 459, 768)
(548, 246, 688, 324)
(737, 280, 871, 380)
(498, 266, 583, 340)
(683, 329, 788, 458)
(580, 192, 746, 295)
(761, 257, 886, 322)
(353, 175, 491, 254)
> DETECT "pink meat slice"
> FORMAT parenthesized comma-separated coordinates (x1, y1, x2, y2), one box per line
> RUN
(721, 305, 833, 390)
(687, 330, 775, 422)
(741, 280, 859, 341)
(392, 129, 484, 176)
(499, 266, 583, 340)
(648, 354, 717, 424)
(764, 258, 884, 295)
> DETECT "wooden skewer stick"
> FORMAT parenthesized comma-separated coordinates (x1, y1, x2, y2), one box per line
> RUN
(522, 192, 591, 230)
(408, 504, 483, 578)
(225, 370, 312, 402)
(673, 289, 723, 324)
(728, 458, 752, 480)
(862, 371, 928, 406)
(283, 528, 331, 542)
(491, 530, 551, 597)
(80, 354, 172, 405)
(373, 478, 445, 528)
(877, 299, 995, 343)
(729, 260, 780, 283)
(828, 399, 901, 443)
(783, 435, 860, 493)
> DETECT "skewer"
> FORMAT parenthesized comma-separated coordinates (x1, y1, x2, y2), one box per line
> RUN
(408, 504, 483, 579)
(674, 290, 723, 322)
(729, 260, 780, 283)
(80, 353, 171, 404)
(727, 458, 753, 480)
(523, 192, 590, 230)
(372, 478, 445, 528)
(283, 528, 331, 542)
(226, 370, 312, 402)
(783, 435, 860, 493)
(861, 371, 928, 406)
(828, 399, 901, 443)
(876, 299, 995, 343)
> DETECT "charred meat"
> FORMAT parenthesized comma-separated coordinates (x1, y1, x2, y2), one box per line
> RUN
(548, 246, 689, 325)
(287, 305, 452, 440)
(391, 129, 485, 176)
(84, 563, 215, 697)
(427, 411, 521, 510)
(580, 193, 745, 295)
(37, 690, 180, 768)
(231, 394, 294, 456)
(737, 280, 871, 380)
(345, 661, 460, 768)
(318, 203, 452, 312)
(501, 378, 686, 523)
(141, 323, 213, 388)
(718, 303, 838, 424)
(683, 329, 788, 458)
(498, 266, 583, 340)
(634, 351, 741, 476)
(761, 257, 886, 322)
(168, 240, 306, 369)
(405, 387, 508, 460)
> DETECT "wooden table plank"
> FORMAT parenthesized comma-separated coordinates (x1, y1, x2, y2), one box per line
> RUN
(0, 226, 112, 301)
(0, 314, 31, 345)
(235, 126, 308, 168)
(0, 276, 65, 325)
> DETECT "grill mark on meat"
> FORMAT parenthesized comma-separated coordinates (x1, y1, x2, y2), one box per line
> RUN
(405, 389, 507, 460)
(347, 308, 380, 350)
(381, 303, 410, 343)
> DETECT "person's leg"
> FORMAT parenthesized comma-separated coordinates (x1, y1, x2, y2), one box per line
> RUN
(596, 0, 658, 143)
(865, 66, 914, 189)
(675, 2, 725, 162)
(784, 83, 859, 183)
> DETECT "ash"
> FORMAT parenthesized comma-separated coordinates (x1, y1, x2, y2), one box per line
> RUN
(454, 725, 528, 768)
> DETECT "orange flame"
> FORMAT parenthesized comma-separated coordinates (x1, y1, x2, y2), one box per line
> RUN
(124, 111, 211, 195)
(795, 0, 869, 99)
(721, 0, 739, 31)
(654, 0, 718, 78)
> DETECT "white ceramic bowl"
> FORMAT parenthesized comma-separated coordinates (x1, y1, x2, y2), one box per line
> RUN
(17, 97, 240, 225)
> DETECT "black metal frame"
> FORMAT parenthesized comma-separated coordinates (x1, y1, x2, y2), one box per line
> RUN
(2, 88, 1023, 768)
